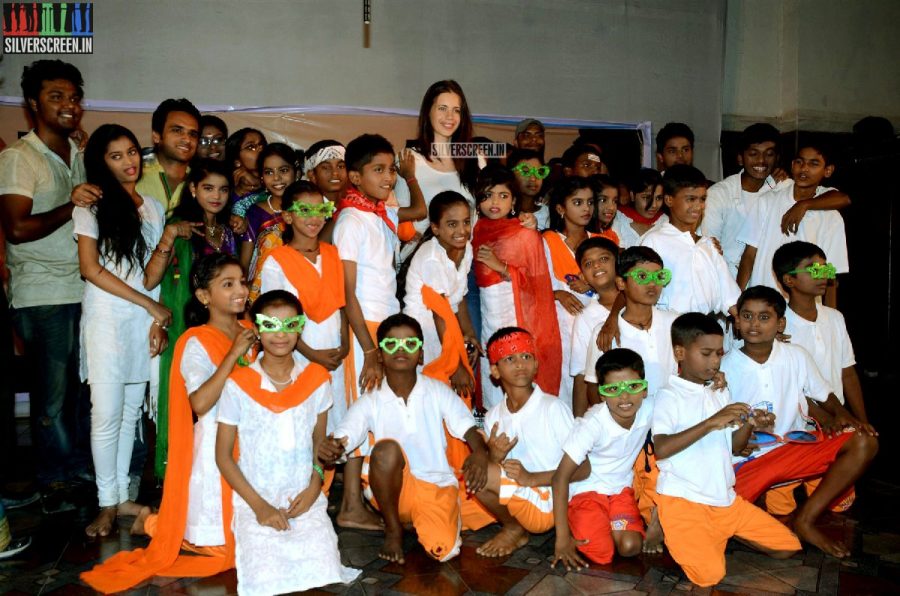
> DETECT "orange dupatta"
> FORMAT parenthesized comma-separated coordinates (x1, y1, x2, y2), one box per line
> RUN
(81, 323, 252, 593)
(229, 362, 331, 413)
(265, 244, 346, 323)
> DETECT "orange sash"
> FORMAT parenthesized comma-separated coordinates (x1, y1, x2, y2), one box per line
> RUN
(265, 244, 346, 323)
(421, 285, 473, 394)
(81, 323, 251, 593)
(229, 361, 331, 413)
(543, 230, 583, 283)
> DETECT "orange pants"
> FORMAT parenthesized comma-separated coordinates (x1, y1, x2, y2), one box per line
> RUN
(568, 488, 644, 564)
(656, 494, 800, 587)
(632, 445, 659, 526)
(363, 442, 461, 562)
(144, 514, 226, 557)
(764, 479, 855, 515)
(498, 469, 554, 533)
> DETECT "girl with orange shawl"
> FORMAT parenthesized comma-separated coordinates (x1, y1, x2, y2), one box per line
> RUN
(81, 254, 255, 593)
(472, 166, 562, 409)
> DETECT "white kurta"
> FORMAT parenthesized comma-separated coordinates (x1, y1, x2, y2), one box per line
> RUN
(403, 237, 473, 364)
(478, 281, 517, 409)
(217, 355, 360, 595)
(73, 196, 164, 383)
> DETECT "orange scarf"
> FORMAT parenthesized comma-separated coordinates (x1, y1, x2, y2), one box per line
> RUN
(81, 323, 251, 593)
(421, 285, 473, 396)
(337, 187, 397, 234)
(472, 218, 562, 394)
(266, 244, 345, 323)
(229, 361, 330, 413)
(543, 230, 605, 283)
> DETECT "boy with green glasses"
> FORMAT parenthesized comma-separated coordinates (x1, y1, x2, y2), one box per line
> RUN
(319, 314, 490, 565)
(551, 348, 653, 570)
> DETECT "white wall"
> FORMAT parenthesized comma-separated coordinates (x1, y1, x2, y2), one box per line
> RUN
(723, 0, 900, 133)
(0, 0, 727, 176)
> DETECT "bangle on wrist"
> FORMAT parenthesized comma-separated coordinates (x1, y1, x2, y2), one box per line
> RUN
(156, 244, 172, 254)
(405, 177, 417, 185)
(312, 463, 326, 483)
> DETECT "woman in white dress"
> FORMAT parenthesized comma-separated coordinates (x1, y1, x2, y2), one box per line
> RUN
(75, 124, 194, 537)
(216, 290, 360, 595)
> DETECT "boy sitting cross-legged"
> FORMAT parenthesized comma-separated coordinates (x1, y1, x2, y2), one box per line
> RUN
(653, 312, 801, 588)
(552, 348, 653, 571)
(474, 327, 576, 558)
(319, 314, 489, 564)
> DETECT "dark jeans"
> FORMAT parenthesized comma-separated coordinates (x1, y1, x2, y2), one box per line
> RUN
(11, 302, 90, 486)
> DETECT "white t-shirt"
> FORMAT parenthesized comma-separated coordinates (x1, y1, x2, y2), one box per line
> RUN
(565, 396, 655, 497)
(641, 223, 740, 315)
(702, 172, 789, 277)
(333, 206, 400, 322)
(333, 375, 475, 487)
(653, 377, 736, 507)
(569, 301, 611, 378)
(583, 308, 679, 397)
(737, 182, 849, 291)
(721, 341, 832, 462)
(784, 304, 855, 404)
(393, 151, 475, 235)
(483, 387, 573, 474)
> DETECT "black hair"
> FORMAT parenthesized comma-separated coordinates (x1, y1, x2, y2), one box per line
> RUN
(173, 158, 233, 253)
(21, 60, 83, 114)
(561, 144, 600, 169)
(548, 176, 595, 232)
(397, 191, 472, 305)
(626, 168, 663, 195)
(256, 142, 299, 178)
(281, 180, 325, 243)
(737, 285, 786, 318)
(225, 128, 267, 172)
(414, 80, 476, 189)
(616, 246, 664, 277)
(796, 142, 835, 166)
(345, 133, 394, 174)
(377, 313, 424, 343)
(251, 290, 304, 321)
(662, 164, 708, 196)
(671, 312, 724, 348)
(655, 122, 695, 154)
(306, 139, 345, 161)
(151, 98, 201, 135)
(575, 236, 619, 269)
(84, 124, 147, 277)
(486, 326, 532, 353)
(474, 165, 519, 217)
(185, 253, 243, 327)
(199, 115, 228, 138)
(772, 241, 827, 293)
(594, 348, 645, 386)
(739, 123, 780, 152)
(506, 148, 545, 168)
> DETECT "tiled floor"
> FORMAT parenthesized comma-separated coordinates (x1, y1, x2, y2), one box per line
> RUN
(2, 472, 900, 595)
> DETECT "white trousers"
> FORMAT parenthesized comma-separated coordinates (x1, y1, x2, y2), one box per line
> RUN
(89, 382, 145, 507)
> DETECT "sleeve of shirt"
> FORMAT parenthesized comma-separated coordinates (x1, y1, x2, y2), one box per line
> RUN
(216, 380, 242, 426)
(833, 311, 856, 368)
(713, 248, 741, 310)
(419, 256, 454, 295)
(71, 205, 98, 239)
(181, 338, 217, 395)
(823, 215, 850, 274)
(393, 175, 411, 208)
(439, 382, 477, 439)
(701, 182, 728, 242)
(231, 192, 263, 218)
(582, 324, 604, 384)
(332, 395, 372, 453)
(258, 257, 287, 295)
(570, 310, 602, 377)
(315, 383, 334, 415)
(799, 348, 833, 402)
(548, 399, 575, 449)
(563, 414, 598, 465)
(651, 389, 681, 436)
(0, 149, 38, 197)
(333, 213, 363, 263)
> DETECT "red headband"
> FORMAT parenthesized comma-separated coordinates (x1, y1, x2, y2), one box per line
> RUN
(488, 331, 536, 364)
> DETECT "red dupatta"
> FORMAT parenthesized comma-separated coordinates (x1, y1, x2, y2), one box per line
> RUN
(472, 218, 562, 395)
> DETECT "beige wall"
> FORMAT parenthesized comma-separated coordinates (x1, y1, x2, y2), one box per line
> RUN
(723, 0, 900, 132)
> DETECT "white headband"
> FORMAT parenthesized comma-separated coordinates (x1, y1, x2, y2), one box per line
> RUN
(304, 145, 346, 173)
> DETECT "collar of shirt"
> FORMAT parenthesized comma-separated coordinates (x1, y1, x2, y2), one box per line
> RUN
(498, 386, 543, 437)
(24, 129, 81, 169)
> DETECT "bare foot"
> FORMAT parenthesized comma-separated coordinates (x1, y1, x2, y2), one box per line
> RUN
(794, 517, 850, 558)
(130, 506, 153, 535)
(642, 507, 665, 554)
(86, 506, 117, 538)
(378, 531, 405, 564)
(117, 500, 144, 517)
(476, 524, 528, 558)
(337, 503, 384, 531)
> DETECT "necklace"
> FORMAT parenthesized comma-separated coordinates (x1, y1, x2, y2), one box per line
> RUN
(624, 313, 653, 330)
(261, 364, 292, 387)
(205, 222, 224, 250)
(267, 196, 282, 214)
